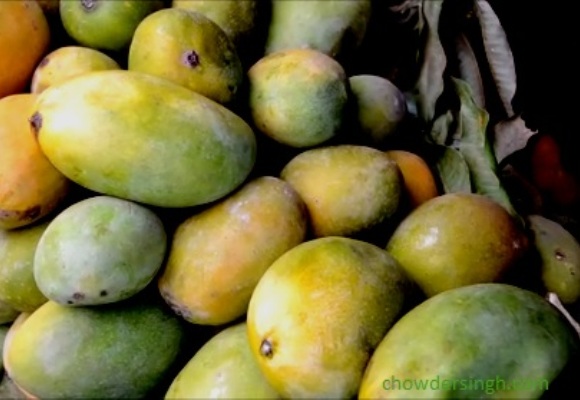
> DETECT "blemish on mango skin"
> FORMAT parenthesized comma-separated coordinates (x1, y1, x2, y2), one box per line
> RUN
(182, 50, 200, 68)
(260, 338, 274, 359)
(81, 0, 99, 12)
(0, 205, 41, 223)
(29, 111, 42, 135)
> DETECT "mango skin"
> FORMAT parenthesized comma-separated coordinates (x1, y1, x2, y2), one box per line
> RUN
(359, 283, 579, 399)
(128, 8, 244, 104)
(159, 176, 308, 325)
(281, 145, 402, 238)
(34, 196, 167, 306)
(246, 236, 415, 399)
(0, 94, 69, 230)
(248, 48, 349, 148)
(265, 0, 372, 63)
(528, 215, 580, 304)
(0, 221, 49, 313)
(33, 70, 257, 208)
(6, 298, 185, 399)
(165, 322, 280, 399)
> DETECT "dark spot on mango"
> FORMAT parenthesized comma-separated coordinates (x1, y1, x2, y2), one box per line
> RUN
(100, 290, 108, 297)
(67, 300, 73, 305)
(29, 112, 42, 135)
(182, 50, 200, 68)
(23, 205, 41, 220)
(555, 249, 566, 261)
(72, 292, 85, 301)
(81, 0, 99, 12)
(160, 289, 192, 321)
(227, 84, 236, 94)
(260, 338, 274, 359)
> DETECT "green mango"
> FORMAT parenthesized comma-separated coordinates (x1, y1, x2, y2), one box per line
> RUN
(5, 298, 185, 399)
(34, 196, 166, 306)
(0, 221, 49, 313)
(32, 70, 257, 208)
(265, 0, 372, 64)
(359, 283, 579, 399)
(528, 215, 580, 304)
(165, 323, 280, 399)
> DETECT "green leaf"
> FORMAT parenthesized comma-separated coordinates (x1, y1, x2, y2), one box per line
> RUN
(430, 109, 455, 145)
(475, 0, 517, 117)
(451, 77, 518, 216)
(413, 0, 446, 123)
(493, 116, 538, 164)
(434, 145, 472, 193)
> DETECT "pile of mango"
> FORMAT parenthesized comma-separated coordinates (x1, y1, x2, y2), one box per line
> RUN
(1, 1, 580, 399)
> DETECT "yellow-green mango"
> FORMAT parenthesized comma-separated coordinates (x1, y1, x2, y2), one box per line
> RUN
(158, 176, 308, 325)
(265, 0, 372, 63)
(34, 196, 167, 306)
(246, 236, 416, 399)
(128, 8, 243, 105)
(0, 301, 19, 325)
(281, 145, 402, 238)
(0, 222, 49, 313)
(165, 322, 280, 399)
(528, 215, 580, 304)
(32, 70, 257, 208)
(5, 298, 185, 399)
(248, 48, 349, 148)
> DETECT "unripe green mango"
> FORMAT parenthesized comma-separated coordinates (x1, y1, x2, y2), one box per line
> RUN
(265, 0, 372, 64)
(34, 196, 167, 306)
(32, 70, 257, 208)
(359, 283, 579, 399)
(0, 221, 49, 313)
(6, 298, 185, 399)
(165, 323, 280, 399)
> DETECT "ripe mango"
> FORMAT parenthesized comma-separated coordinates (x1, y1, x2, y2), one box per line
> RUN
(165, 322, 280, 399)
(528, 215, 580, 304)
(246, 236, 415, 399)
(159, 176, 308, 325)
(34, 196, 166, 306)
(386, 193, 529, 297)
(265, 0, 372, 65)
(32, 70, 257, 208)
(281, 145, 402, 238)
(248, 48, 349, 148)
(359, 283, 579, 399)
(5, 298, 185, 399)
(0, 221, 49, 313)
(129, 8, 243, 105)
(0, 94, 69, 230)
(31, 46, 120, 94)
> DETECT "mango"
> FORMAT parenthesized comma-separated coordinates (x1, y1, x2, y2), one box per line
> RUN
(0, 301, 20, 325)
(6, 298, 185, 399)
(0, 94, 69, 230)
(159, 176, 308, 325)
(359, 283, 579, 399)
(248, 48, 349, 148)
(349, 75, 407, 146)
(129, 8, 243, 105)
(59, 0, 163, 52)
(246, 236, 415, 399)
(0, 221, 49, 313)
(34, 196, 166, 306)
(281, 145, 402, 238)
(32, 70, 257, 208)
(2, 312, 31, 380)
(528, 215, 580, 304)
(265, 0, 372, 65)
(165, 322, 280, 399)
(171, 0, 261, 67)
(386, 193, 529, 297)
(31, 46, 120, 94)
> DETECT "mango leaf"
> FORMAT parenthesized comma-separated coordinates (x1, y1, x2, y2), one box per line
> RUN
(475, 0, 517, 117)
(434, 145, 472, 193)
(430, 109, 455, 145)
(413, 0, 446, 123)
(451, 77, 518, 216)
(455, 33, 486, 109)
(493, 116, 538, 164)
